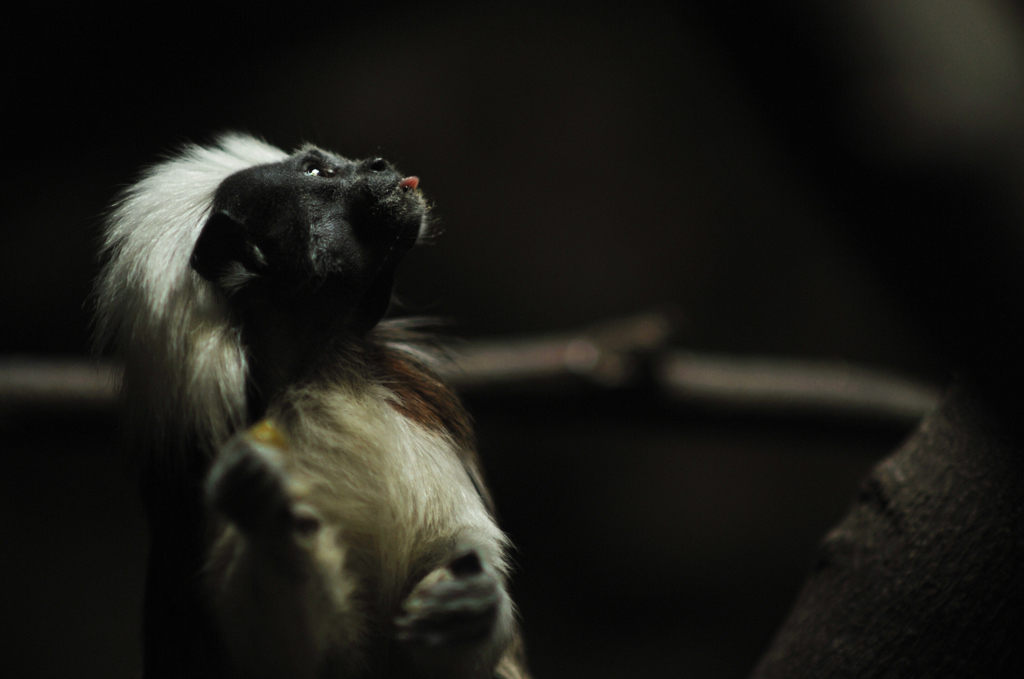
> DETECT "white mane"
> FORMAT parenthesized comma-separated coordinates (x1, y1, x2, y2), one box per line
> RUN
(94, 134, 289, 466)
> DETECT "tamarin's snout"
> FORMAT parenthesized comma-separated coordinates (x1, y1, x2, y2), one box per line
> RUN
(189, 144, 428, 333)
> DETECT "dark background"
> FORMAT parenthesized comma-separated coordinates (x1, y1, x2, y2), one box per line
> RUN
(6, 1, 1010, 676)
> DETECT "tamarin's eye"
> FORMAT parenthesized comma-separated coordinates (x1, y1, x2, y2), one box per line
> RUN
(304, 163, 336, 178)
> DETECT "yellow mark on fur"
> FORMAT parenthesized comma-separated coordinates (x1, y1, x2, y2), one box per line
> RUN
(248, 419, 289, 450)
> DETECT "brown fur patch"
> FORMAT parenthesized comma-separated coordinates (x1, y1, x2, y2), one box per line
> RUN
(359, 322, 495, 512)
(374, 347, 475, 452)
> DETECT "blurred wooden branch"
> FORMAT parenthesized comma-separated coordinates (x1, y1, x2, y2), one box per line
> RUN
(0, 311, 940, 425)
(0, 357, 118, 412)
(2, 311, 942, 426)
(441, 311, 940, 424)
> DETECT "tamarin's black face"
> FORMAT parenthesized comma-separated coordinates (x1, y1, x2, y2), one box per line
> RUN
(191, 145, 426, 335)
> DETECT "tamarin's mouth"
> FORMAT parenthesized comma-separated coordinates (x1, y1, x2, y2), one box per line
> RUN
(399, 176, 420, 191)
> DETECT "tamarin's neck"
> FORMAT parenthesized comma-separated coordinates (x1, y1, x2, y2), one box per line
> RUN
(239, 301, 367, 416)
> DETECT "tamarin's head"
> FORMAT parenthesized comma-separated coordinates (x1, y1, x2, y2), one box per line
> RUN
(190, 144, 428, 335)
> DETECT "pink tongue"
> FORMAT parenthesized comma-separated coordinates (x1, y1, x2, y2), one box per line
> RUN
(399, 176, 420, 190)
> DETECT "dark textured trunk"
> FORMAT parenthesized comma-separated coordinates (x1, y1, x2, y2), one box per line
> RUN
(753, 382, 1024, 677)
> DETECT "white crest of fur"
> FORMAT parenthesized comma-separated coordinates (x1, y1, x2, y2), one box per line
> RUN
(94, 134, 289, 462)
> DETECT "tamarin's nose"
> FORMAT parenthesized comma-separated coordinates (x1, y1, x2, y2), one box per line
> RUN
(359, 157, 390, 173)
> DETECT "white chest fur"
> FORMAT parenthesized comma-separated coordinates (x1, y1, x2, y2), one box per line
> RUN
(267, 380, 508, 610)
(205, 379, 512, 678)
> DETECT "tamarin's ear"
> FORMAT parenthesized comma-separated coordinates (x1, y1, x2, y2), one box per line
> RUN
(191, 211, 247, 282)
